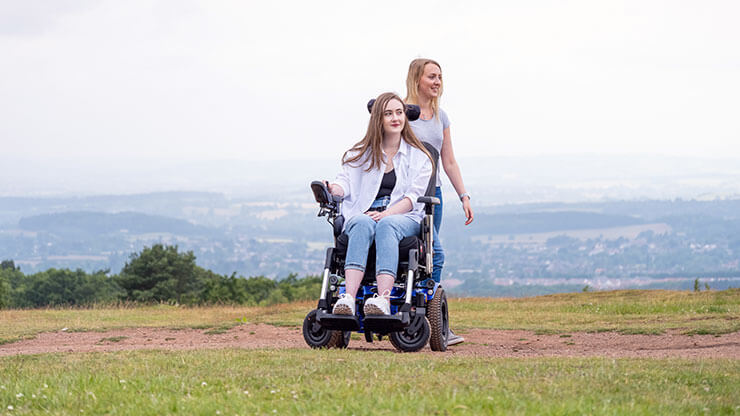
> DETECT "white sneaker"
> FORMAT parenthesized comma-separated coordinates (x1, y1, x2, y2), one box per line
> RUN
(332, 294, 355, 315)
(447, 329, 465, 345)
(363, 291, 390, 315)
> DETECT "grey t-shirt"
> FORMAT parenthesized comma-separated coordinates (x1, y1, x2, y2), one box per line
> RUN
(409, 108, 450, 187)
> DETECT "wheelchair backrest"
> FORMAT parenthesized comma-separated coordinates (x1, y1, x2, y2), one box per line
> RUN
(422, 141, 439, 198)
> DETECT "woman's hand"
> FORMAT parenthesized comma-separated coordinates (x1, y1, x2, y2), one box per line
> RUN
(365, 210, 387, 222)
(462, 197, 474, 225)
(364, 198, 411, 222)
(326, 181, 344, 197)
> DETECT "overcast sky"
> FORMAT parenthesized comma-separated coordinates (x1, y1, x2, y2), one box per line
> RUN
(1, 0, 739, 167)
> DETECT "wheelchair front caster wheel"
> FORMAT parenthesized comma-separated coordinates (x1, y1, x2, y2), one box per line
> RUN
(302, 309, 350, 349)
(390, 315, 430, 352)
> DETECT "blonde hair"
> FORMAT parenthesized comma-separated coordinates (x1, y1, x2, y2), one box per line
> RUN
(404, 58, 443, 120)
(343, 92, 433, 172)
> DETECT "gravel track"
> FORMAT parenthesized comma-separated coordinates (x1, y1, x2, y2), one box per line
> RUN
(2, 325, 739, 358)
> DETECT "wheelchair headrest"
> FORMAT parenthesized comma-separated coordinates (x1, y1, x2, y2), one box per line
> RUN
(367, 99, 421, 122)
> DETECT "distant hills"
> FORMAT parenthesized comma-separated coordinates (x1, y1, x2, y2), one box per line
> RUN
(3, 154, 740, 203)
(18, 211, 208, 236)
(1, 192, 739, 296)
(470, 212, 645, 235)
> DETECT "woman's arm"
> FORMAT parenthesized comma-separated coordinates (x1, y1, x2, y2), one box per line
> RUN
(440, 127, 474, 225)
(366, 150, 432, 222)
(330, 159, 353, 198)
(365, 197, 412, 222)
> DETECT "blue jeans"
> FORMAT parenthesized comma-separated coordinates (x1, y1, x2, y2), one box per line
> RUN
(344, 214, 420, 278)
(432, 186, 445, 282)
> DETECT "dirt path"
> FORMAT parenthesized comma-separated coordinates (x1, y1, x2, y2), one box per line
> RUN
(2, 325, 739, 358)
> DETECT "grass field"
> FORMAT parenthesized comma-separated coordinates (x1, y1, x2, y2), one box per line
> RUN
(1, 350, 738, 415)
(1, 289, 739, 415)
(453, 289, 740, 335)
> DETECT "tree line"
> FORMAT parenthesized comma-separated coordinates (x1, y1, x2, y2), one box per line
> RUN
(0, 244, 320, 309)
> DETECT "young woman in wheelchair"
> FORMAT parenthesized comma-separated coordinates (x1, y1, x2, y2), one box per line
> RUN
(326, 92, 434, 316)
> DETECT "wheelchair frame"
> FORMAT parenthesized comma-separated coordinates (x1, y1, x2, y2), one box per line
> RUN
(302, 143, 449, 352)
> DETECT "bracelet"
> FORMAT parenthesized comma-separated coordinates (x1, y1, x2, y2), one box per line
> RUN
(459, 192, 471, 202)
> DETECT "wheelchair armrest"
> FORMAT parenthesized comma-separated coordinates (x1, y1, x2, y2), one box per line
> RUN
(417, 196, 440, 206)
(311, 180, 343, 207)
(333, 215, 344, 237)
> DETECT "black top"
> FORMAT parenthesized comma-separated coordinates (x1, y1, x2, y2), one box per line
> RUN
(375, 169, 396, 199)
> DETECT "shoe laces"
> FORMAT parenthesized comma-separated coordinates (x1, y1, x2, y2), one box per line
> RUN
(338, 293, 353, 301)
(372, 290, 391, 301)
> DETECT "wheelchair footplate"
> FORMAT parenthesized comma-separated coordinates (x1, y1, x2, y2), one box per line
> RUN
(362, 312, 411, 333)
(316, 309, 361, 331)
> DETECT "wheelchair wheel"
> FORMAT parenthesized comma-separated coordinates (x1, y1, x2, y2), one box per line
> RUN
(389, 315, 430, 352)
(302, 309, 347, 349)
(329, 330, 351, 349)
(428, 286, 449, 351)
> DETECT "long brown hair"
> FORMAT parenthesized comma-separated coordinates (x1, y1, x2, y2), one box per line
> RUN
(343, 92, 433, 172)
(404, 58, 443, 120)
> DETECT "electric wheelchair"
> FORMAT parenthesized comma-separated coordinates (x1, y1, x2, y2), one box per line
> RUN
(302, 140, 450, 352)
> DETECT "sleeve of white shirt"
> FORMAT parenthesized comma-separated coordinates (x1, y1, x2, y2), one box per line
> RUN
(404, 150, 433, 212)
(333, 161, 352, 198)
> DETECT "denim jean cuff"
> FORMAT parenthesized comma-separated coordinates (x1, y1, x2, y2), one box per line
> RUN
(376, 269, 397, 279)
(345, 264, 366, 273)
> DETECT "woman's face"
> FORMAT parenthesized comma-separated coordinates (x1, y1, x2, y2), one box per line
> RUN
(382, 98, 405, 136)
(418, 63, 442, 99)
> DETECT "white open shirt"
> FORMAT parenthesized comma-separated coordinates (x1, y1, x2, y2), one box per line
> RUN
(332, 139, 433, 228)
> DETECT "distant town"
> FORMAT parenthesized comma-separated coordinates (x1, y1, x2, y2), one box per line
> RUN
(2, 192, 739, 297)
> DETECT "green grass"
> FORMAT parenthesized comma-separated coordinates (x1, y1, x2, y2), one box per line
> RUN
(0, 303, 308, 344)
(450, 289, 740, 335)
(1, 350, 738, 415)
(96, 336, 128, 344)
(1, 290, 739, 415)
(203, 324, 235, 335)
(0, 335, 35, 346)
